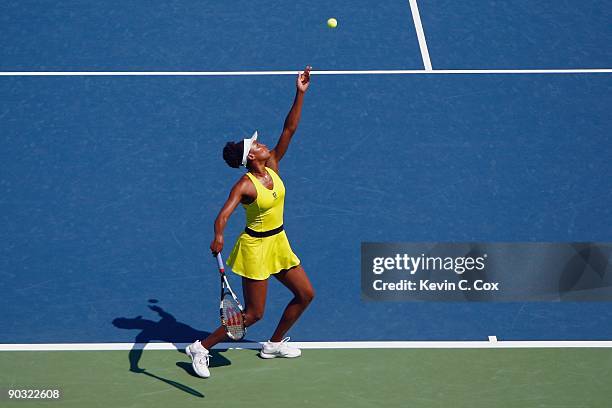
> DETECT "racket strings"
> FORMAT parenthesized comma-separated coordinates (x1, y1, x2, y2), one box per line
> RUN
(222, 297, 245, 339)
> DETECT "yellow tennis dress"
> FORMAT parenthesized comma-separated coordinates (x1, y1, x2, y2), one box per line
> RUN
(227, 167, 301, 280)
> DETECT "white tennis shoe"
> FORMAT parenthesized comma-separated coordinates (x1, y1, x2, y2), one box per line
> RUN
(185, 340, 210, 378)
(260, 337, 302, 359)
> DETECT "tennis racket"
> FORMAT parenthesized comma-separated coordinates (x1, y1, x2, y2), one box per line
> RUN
(216, 252, 246, 340)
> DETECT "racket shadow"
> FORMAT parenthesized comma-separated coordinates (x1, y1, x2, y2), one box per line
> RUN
(140, 370, 204, 398)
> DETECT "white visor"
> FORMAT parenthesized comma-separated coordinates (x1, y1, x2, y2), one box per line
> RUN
(241, 131, 258, 167)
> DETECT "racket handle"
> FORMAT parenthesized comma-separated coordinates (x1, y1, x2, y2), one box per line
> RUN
(216, 252, 225, 272)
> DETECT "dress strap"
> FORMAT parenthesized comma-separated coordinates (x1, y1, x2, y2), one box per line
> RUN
(244, 171, 263, 193)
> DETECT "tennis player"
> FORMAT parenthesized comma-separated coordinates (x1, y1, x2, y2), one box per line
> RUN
(186, 66, 315, 378)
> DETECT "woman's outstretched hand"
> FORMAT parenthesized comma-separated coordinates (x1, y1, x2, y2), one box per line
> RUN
(297, 66, 311, 93)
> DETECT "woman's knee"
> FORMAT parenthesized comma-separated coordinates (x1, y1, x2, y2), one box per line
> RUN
(298, 287, 315, 305)
(245, 309, 264, 326)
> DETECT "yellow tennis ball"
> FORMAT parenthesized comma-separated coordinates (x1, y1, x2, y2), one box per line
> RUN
(327, 18, 338, 29)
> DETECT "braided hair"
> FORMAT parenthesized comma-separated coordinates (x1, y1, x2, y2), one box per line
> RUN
(223, 140, 245, 168)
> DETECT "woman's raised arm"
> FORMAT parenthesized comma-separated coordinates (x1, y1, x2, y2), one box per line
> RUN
(268, 66, 311, 168)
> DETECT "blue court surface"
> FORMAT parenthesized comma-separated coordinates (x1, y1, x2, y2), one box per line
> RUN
(1, 1, 612, 347)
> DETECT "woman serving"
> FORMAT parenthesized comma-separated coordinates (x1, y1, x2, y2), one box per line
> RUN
(186, 66, 315, 378)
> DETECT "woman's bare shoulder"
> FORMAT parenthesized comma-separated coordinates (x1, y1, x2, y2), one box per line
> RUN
(232, 173, 256, 196)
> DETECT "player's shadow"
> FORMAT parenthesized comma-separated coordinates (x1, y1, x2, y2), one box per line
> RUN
(112, 300, 247, 390)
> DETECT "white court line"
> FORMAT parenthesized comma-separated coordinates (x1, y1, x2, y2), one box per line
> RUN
(409, 0, 433, 70)
(0, 69, 611, 76)
(2, 341, 612, 351)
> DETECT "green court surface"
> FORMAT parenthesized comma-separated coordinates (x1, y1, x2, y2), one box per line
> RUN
(1, 348, 611, 407)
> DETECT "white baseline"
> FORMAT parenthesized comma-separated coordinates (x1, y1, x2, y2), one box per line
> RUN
(2, 340, 612, 351)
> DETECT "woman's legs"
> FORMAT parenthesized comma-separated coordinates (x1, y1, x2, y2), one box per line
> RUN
(241, 276, 269, 326)
(199, 266, 314, 348)
(200, 276, 268, 350)
(269, 265, 315, 342)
